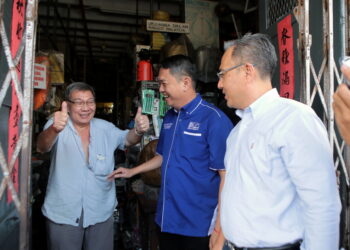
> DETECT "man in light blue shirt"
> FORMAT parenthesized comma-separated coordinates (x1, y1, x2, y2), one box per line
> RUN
(37, 82, 149, 250)
(215, 33, 341, 250)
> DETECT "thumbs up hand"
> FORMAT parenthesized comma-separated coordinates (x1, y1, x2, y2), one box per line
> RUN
(52, 101, 69, 133)
(134, 107, 149, 135)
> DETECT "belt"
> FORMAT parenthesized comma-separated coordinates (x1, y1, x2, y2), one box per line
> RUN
(225, 240, 301, 250)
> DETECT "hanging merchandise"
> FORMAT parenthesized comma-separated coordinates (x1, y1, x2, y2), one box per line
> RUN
(48, 52, 64, 85)
(137, 49, 153, 81)
(159, 93, 169, 117)
(152, 99, 161, 137)
(142, 89, 155, 115)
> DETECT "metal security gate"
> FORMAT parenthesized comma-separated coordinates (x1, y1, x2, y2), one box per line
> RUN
(262, 0, 350, 248)
(0, 0, 38, 249)
(296, 0, 350, 248)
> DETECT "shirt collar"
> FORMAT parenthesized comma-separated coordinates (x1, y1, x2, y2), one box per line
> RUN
(67, 117, 94, 134)
(236, 88, 279, 120)
(173, 93, 202, 115)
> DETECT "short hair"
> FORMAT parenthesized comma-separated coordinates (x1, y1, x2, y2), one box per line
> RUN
(65, 82, 95, 100)
(160, 54, 197, 89)
(230, 33, 277, 80)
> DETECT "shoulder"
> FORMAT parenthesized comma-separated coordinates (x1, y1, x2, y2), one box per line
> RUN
(279, 98, 317, 118)
(92, 118, 116, 130)
(272, 98, 324, 134)
(199, 100, 232, 123)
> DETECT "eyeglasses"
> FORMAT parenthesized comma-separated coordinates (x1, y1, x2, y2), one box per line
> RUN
(217, 63, 244, 79)
(68, 99, 96, 108)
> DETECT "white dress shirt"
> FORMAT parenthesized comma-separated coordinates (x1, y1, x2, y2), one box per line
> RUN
(221, 89, 341, 250)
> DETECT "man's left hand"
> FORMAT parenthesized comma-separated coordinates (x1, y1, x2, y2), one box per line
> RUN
(134, 107, 149, 135)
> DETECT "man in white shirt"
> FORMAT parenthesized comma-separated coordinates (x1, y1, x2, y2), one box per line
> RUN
(213, 33, 341, 250)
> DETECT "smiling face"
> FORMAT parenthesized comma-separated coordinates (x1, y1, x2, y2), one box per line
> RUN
(158, 68, 187, 110)
(217, 47, 247, 109)
(68, 90, 96, 127)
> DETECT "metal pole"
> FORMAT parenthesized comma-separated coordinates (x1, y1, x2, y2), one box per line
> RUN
(304, 0, 311, 105)
(19, 0, 37, 249)
(328, 0, 335, 150)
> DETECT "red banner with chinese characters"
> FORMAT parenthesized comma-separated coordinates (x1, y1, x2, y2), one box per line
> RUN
(7, 0, 26, 203)
(277, 14, 295, 99)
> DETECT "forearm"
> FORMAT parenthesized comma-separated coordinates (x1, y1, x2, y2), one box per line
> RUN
(333, 84, 350, 145)
(131, 154, 163, 176)
(125, 128, 143, 147)
(36, 125, 59, 153)
(210, 170, 226, 249)
(215, 170, 225, 229)
(336, 121, 350, 145)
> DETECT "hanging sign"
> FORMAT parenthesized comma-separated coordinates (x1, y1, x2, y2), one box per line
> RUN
(34, 63, 47, 89)
(7, 0, 26, 203)
(277, 14, 295, 99)
(146, 20, 190, 33)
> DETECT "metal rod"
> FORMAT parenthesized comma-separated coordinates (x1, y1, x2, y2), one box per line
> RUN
(304, 0, 311, 105)
(19, 0, 37, 249)
(328, 0, 335, 150)
(0, 21, 24, 109)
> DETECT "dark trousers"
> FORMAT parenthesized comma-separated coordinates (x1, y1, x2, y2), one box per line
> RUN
(158, 227, 209, 250)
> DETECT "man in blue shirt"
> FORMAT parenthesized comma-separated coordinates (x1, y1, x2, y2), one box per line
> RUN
(108, 55, 233, 250)
(217, 33, 341, 250)
(37, 82, 149, 250)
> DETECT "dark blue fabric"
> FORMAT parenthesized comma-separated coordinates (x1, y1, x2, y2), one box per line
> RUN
(155, 94, 233, 237)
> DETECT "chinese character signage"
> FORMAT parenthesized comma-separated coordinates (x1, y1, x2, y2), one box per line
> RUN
(7, 0, 26, 203)
(277, 14, 295, 99)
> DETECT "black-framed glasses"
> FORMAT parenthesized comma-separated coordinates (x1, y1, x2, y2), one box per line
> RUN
(217, 63, 244, 80)
(68, 99, 96, 108)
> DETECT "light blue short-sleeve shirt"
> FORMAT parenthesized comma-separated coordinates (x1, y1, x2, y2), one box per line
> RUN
(42, 118, 128, 228)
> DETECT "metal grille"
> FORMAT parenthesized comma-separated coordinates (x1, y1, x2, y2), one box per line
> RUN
(0, 0, 38, 249)
(297, 0, 350, 186)
(268, 0, 298, 27)
(297, 0, 349, 246)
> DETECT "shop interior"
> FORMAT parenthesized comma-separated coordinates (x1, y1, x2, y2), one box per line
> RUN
(31, 0, 259, 249)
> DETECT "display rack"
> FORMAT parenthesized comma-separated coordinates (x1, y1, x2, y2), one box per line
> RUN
(139, 81, 169, 147)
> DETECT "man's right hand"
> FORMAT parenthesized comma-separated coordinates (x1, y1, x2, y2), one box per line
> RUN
(52, 101, 69, 133)
(107, 167, 134, 181)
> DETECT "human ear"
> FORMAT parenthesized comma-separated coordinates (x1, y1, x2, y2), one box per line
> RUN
(244, 63, 255, 81)
(182, 76, 192, 91)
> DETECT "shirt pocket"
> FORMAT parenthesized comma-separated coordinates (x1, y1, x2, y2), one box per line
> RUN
(91, 152, 114, 176)
(179, 130, 205, 159)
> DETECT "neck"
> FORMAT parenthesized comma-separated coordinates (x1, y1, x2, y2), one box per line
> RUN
(74, 123, 90, 132)
(243, 79, 272, 109)
(175, 92, 197, 111)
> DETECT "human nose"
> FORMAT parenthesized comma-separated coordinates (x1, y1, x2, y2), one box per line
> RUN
(217, 78, 223, 89)
(80, 102, 92, 109)
(159, 83, 164, 92)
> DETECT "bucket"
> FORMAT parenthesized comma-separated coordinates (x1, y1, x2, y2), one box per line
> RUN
(137, 60, 153, 81)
